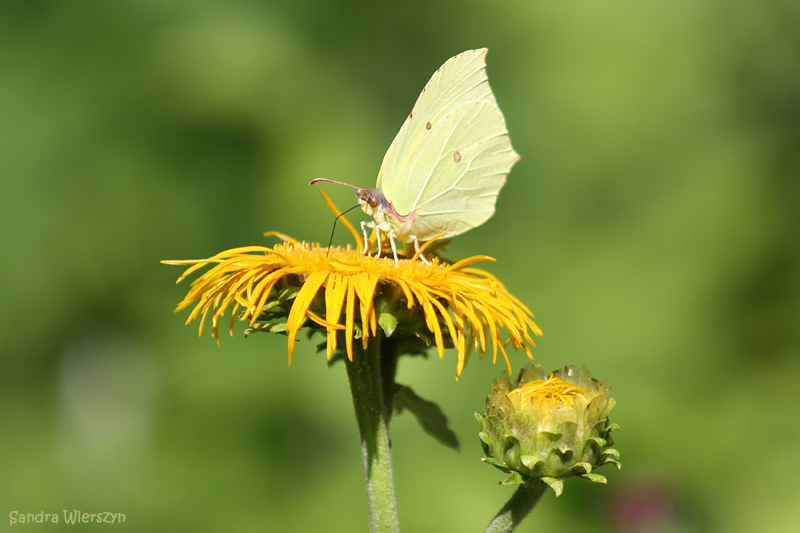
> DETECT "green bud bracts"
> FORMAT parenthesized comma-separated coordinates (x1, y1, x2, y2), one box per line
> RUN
(476, 364, 620, 495)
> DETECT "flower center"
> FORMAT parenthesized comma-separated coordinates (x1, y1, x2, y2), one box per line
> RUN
(506, 376, 588, 413)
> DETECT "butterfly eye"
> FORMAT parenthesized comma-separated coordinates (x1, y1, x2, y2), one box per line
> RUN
(358, 190, 379, 208)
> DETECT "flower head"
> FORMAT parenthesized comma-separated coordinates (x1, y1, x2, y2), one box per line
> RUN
(476, 364, 620, 494)
(164, 234, 541, 378)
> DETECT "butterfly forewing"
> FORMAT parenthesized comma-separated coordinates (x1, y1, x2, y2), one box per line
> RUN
(403, 103, 517, 239)
(376, 48, 518, 236)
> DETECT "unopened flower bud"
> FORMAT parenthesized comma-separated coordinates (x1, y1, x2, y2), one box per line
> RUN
(476, 364, 620, 495)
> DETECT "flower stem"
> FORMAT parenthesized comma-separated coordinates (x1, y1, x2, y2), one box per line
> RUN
(344, 334, 400, 533)
(484, 481, 548, 533)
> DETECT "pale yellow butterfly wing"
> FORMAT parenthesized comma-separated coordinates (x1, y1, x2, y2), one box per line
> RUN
(376, 48, 519, 239)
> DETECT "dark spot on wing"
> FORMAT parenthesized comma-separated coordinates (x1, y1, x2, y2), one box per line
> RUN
(454, 151, 461, 163)
(425, 121, 432, 130)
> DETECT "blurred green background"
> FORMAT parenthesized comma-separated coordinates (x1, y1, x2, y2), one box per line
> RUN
(2, 0, 798, 531)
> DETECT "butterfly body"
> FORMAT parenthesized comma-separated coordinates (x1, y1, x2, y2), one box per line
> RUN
(356, 188, 416, 240)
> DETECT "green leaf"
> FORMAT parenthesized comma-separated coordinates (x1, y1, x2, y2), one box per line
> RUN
(393, 385, 459, 451)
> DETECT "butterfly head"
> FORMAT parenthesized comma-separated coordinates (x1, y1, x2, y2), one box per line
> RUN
(309, 178, 414, 237)
(356, 188, 382, 217)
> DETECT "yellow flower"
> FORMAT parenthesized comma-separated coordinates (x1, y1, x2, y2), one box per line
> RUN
(164, 233, 541, 378)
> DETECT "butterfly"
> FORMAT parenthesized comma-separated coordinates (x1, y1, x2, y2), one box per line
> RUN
(311, 48, 519, 266)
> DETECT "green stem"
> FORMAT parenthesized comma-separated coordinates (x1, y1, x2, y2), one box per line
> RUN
(484, 481, 548, 533)
(344, 334, 400, 533)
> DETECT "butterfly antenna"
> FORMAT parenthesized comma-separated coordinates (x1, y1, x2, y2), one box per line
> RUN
(310, 178, 362, 190)
(327, 204, 361, 255)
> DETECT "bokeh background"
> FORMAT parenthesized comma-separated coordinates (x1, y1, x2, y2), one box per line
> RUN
(2, 1, 798, 531)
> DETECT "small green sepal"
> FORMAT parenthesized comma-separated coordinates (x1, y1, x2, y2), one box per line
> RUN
(582, 473, 607, 484)
(378, 312, 398, 337)
(244, 322, 288, 336)
(500, 471, 525, 486)
(539, 477, 564, 497)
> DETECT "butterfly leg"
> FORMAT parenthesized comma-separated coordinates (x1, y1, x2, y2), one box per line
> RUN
(361, 222, 380, 255)
(375, 228, 383, 259)
(360, 222, 370, 254)
(412, 236, 430, 265)
(388, 230, 400, 268)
